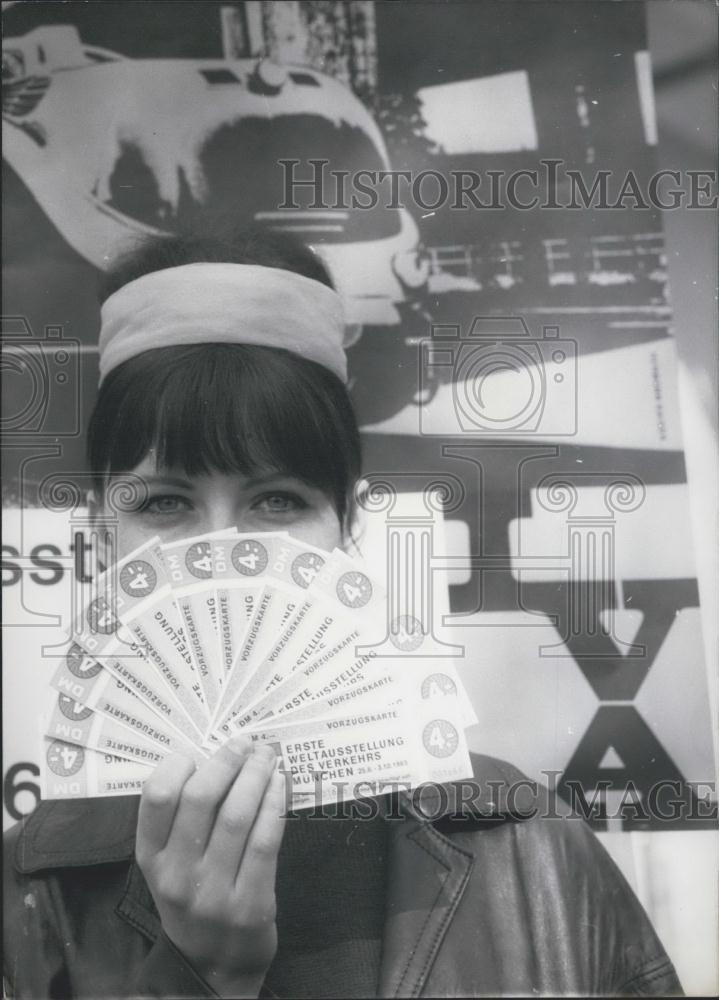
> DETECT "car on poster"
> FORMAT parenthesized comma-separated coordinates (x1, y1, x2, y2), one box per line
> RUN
(2, 24, 428, 333)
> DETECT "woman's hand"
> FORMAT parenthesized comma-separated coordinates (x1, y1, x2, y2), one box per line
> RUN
(135, 736, 287, 998)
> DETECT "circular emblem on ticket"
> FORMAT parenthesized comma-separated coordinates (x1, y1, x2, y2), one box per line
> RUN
(119, 559, 157, 597)
(336, 571, 372, 608)
(86, 596, 118, 634)
(46, 739, 84, 777)
(185, 541, 212, 579)
(389, 615, 424, 652)
(66, 642, 102, 678)
(58, 694, 92, 721)
(422, 719, 459, 758)
(231, 539, 268, 576)
(420, 673, 457, 699)
(291, 551, 324, 588)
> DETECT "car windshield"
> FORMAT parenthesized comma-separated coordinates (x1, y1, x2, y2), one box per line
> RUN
(107, 113, 402, 242)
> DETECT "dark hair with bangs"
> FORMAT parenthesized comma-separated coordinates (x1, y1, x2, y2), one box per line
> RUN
(87, 224, 362, 528)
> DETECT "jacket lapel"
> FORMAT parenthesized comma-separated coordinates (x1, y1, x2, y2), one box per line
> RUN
(377, 759, 527, 998)
(116, 858, 162, 942)
(377, 803, 474, 998)
(12, 797, 162, 943)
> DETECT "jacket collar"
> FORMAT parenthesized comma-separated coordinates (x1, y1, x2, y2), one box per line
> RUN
(13, 796, 140, 872)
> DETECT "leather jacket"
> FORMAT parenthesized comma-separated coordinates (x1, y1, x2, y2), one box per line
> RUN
(4, 754, 682, 998)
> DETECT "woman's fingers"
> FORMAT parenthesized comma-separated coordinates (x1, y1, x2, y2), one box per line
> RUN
(163, 736, 254, 860)
(233, 766, 288, 897)
(135, 740, 286, 987)
(136, 752, 197, 863)
(202, 744, 281, 880)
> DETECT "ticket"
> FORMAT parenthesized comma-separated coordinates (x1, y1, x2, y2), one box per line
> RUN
(40, 527, 478, 806)
(160, 529, 236, 713)
(240, 550, 374, 700)
(308, 550, 475, 716)
(251, 549, 350, 678)
(40, 698, 472, 806)
(250, 656, 398, 726)
(41, 738, 153, 800)
(69, 537, 207, 739)
(230, 645, 378, 732)
(212, 532, 288, 681)
(212, 556, 356, 738)
(66, 625, 203, 746)
(50, 641, 202, 754)
(244, 656, 475, 735)
(123, 539, 209, 725)
(245, 546, 477, 729)
(248, 697, 473, 808)
(43, 693, 206, 767)
(209, 536, 331, 735)
(229, 552, 389, 729)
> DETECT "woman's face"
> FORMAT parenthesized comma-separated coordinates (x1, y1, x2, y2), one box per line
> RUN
(97, 454, 345, 560)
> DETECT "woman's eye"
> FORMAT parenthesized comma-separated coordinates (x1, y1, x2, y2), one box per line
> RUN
(253, 492, 307, 515)
(142, 495, 192, 515)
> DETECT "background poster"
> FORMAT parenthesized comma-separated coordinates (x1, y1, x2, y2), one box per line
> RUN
(2, 1, 717, 990)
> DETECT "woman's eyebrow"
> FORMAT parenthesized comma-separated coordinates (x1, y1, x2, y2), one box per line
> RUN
(139, 475, 195, 489)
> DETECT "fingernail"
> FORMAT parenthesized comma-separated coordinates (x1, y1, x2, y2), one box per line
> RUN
(226, 735, 253, 758)
(256, 743, 277, 760)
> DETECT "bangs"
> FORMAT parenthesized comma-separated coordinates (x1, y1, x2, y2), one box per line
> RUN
(87, 344, 361, 518)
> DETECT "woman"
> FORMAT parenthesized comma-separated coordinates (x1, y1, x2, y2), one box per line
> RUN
(4, 226, 681, 998)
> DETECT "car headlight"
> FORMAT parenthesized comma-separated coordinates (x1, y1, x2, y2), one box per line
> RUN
(250, 58, 287, 95)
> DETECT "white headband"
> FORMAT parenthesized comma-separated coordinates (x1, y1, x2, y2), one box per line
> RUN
(98, 262, 348, 384)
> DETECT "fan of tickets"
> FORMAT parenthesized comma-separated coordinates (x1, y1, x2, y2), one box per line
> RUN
(42, 531, 476, 810)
